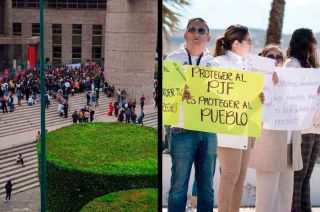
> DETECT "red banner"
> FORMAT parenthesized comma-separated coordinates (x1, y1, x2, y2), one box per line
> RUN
(28, 47, 36, 69)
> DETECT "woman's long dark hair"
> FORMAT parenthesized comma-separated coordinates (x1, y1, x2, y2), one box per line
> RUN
(287, 28, 319, 68)
(213, 24, 249, 57)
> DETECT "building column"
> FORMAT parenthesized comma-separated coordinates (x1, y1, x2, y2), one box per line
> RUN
(104, 0, 157, 104)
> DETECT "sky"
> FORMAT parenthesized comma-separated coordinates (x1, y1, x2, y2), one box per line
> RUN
(172, 0, 320, 34)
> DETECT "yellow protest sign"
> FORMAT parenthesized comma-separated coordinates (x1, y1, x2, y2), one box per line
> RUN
(184, 65, 264, 137)
(162, 60, 185, 125)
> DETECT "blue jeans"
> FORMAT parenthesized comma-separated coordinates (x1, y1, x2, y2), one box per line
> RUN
(168, 128, 217, 212)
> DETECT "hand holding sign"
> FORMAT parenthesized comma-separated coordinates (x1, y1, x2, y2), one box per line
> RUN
(184, 65, 264, 137)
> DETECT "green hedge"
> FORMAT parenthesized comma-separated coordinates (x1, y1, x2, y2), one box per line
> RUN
(81, 188, 157, 212)
(37, 122, 157, 211)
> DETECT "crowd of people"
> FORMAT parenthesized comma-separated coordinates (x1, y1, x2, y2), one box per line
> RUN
(0, 62, 105, 114)
(165, 17, 320, 212)
(106, 88, 146, 125)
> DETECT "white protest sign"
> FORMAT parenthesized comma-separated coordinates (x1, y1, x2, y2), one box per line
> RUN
(263, 67, 320, 130)
(304, 96, 320, 134)
(245, 54, 276, 122)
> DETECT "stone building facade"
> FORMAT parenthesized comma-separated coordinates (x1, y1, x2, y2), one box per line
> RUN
(0, 0, 157, 102)
(104, 0, 157, 103)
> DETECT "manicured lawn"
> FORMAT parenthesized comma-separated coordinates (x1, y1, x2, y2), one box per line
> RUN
(81, 188, 157, 212)
(37, 122, 158, 211)
(45, 122, 157, 176)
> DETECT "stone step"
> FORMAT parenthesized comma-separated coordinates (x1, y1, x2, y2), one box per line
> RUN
(0, 141, 36, 153)
(0, 158, 38, 176)
(0, 98, 112, 123)
(0, 165, 38, 186)
(0, 104, 111, 127)
(0, 154, 38, 170)
(0, 172, 38, 191)
(0, 144, 36, 160)
(0, 151, 37, 167)
(0, 110, 109, 138)
(0, 94, 111, 115)
(0, 167, 37, 186)
(0, 178, 39, 198)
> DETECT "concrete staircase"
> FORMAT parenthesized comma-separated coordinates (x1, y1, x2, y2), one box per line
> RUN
(0, 93, 113, 138)
(0, 93, 158, 198)
(0, 140, 38, 199)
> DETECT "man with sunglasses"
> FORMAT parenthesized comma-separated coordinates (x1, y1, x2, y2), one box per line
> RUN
(165, 18, 219, 212)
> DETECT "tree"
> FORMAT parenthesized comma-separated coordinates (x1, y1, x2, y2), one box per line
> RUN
(265, 0, 286, 46)
(163, 0, 190, 41)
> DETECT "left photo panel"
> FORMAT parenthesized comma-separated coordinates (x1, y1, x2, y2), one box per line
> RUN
(0, 0, 159, 211)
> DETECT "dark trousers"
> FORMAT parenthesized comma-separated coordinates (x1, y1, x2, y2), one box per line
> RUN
(2, 104, 8, 113)
(5, 191, 11, 200)
(292, 134, 320, 212)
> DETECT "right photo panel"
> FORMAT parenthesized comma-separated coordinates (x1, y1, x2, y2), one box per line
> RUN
(162, 0, 320, 211)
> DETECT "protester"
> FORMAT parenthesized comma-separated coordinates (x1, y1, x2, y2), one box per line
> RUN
(140, 94, 145, 111)
(165, 17, 219, 211)
(4, 180, 12, 202)
(86, 91, 91, 106)
(284, 28, 320, 212)
(90, 108, 95, 122)
(248, 44, 302, 212)
(108, 102, 114, 116)
(16, 153, 24, 167)
(72, 111, 78, 124)
(1, 95, 8, 113)
(137, 110, 145, 125)
(213, 24, 264, 212)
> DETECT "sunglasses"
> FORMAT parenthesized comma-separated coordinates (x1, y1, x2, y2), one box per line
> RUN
(187, 27, 207, 35)
(266, 54, 283, 62)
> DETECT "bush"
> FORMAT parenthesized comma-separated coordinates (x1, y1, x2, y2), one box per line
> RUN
(37, 122, 157, 211)
(81, 188, 157, 212)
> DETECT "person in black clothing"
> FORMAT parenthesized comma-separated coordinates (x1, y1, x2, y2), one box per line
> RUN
(63, 102, 68, 118)
(125, 109, 131, 123)
(140, 95, 145, 110)
(118, 109, 125, 122)
(90, 109, 95, 122)
(1, 97, 8, 113)
(72, 111, 78, 124)
(153, 91, 158, 108)
(114, 101, 119, 117)
(45, 93, 50, 109)
(86, 92, 91, 106)
(138, 110, 145, 125)
(5, 180, 12, 202)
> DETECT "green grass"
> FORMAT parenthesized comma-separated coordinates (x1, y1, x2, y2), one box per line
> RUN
(37, 122, 158, 211)
(44, 122, 157, 176)
(81, 188, 157, 212)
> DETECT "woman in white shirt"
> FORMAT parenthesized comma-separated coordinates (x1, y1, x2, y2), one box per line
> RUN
(285, 28, 320, 212)
(213, 24, 256, 212)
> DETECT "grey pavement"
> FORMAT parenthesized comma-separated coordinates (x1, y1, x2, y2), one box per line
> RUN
(0, 187, 40, 212)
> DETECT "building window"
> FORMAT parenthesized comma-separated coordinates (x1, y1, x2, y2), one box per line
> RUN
(72, 24, 82, 63)
(72, 24, 82, 35)
(13, 23, 22, 36)
(32, 23, 40, 36)
(52, 24, 62, 64)
(92, 25, 102, 35)
(72, 47, 81, 63)
(92, 47, 101, 60)
(12, 0, 25, 8)
(92, 25, 102, 60)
